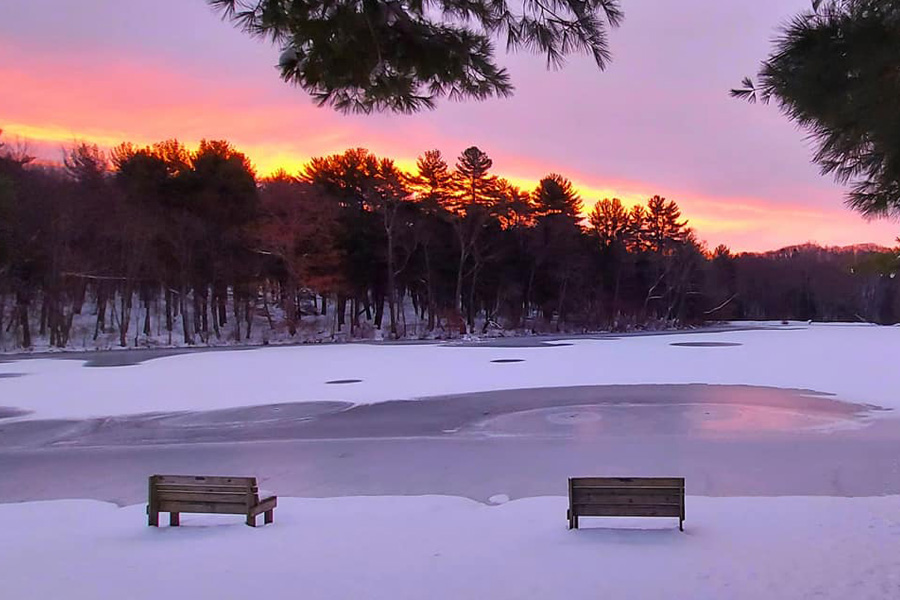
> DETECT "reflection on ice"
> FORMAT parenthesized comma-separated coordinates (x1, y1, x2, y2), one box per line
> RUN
(472, 402, 865, 438)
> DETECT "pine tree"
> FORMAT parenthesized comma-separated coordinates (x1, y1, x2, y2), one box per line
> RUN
(645, 195, 687, 254)
(533, 174, 582, 219)
(447, 146, 500, 331)
(733, 0, 900, 220)
(207, 0, 623, 113)
(589, 198, 630, 248)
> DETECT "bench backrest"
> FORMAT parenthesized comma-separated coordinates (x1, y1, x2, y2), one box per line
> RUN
(149, 475, 260, 514)
(568, 477, 685, 518)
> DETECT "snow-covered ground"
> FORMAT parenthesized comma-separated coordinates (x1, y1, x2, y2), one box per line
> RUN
(1, 495, 898, 599)
(0, 323, 897, 420)
(2, 323, 899, 599)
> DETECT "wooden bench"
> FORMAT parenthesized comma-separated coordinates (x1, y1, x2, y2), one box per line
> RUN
(567, 477, 685, 531)
(147, 475, 277, 527)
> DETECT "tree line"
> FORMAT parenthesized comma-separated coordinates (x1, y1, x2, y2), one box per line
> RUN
(0, 133, 897, 349)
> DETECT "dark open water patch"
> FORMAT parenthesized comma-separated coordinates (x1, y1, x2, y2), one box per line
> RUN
(326, 379, 363, 385)
(0, 373, 26, 379)
(670, 342, 743, 348)
(491, 359, 525, 364)
(0, 406, 31, 419)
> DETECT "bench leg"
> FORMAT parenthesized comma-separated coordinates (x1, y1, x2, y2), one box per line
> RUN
(679, 518, 684, 532)
(246, 513, 257, 527)
(567, 513, 579, 530)
(148, 509, 159, 527)
(264, 509, 274, 525)
(169, 512, 180, 527)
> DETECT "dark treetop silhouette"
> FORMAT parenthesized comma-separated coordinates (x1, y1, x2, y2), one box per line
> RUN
(0, 134, 898, 351)
(207, 0, 623, 113)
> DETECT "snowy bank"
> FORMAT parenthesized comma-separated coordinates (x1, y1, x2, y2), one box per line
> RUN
(1, 495, 898, 600)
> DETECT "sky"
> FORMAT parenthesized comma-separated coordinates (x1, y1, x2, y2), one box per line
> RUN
(1, 0, 898, 252)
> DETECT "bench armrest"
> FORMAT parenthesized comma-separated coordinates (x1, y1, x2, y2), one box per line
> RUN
(250, 496, 277, 516)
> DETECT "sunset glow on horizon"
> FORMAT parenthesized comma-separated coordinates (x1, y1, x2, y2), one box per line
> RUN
(2, 0, 898, 253)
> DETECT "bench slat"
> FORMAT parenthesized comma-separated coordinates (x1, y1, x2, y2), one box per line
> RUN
(575, 505, 682, 517)
(573, 493, 682, 505)
(157, 492, 256, 504)
(573, 485, 682, 492)
(156, 484, 256, 494)
(158, 501, 251, 515)
(154, 475, 256, 486)
(571, 477, 684, 488)
(572, 487, 683, 495)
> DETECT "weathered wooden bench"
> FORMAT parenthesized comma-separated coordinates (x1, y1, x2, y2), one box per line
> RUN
(147, 475, 277, 527)
(567, 477, 685, 531)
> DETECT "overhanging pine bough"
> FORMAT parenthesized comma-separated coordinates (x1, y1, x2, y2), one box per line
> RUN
(208, 0, 623, 113)
(732, 0, 900, 220)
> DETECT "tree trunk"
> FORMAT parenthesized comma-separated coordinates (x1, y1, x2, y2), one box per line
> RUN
(424, 245, 436, 332)
(73, 281, 87, 315)
(181, 288, 193, 345)
(48, 295, 57, 348)
(386, 227, 398, 338)
(232, 291, 242, 342)
(467, 260, 482, 334)
(337, 295, 347, 331)
(263, 286, 275, 330)
(17, 292, 31, 348)
(119, 288, 132, 348)
(60, 311, 75, 348)
(556, 271, 570, 332)
(164, 288, 173, 344)
(350, 298, 357, 336)
(193, 292, 203, 342)
(373, 294, 383, 330)
(284, 279, 298, 336)
(143, 296, 152, 337)
(455, 244, 466, 325)
(218, 289, 227, 325)
(93, 284, 106, 341)
(244, 294, 253, 340)
(39, 294, 49, 337)
(211, 288, 220, 339)
(200, 287, 209, 338)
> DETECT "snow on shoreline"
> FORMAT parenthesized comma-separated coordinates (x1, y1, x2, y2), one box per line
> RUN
(3, 325, 899, 599)
(0, 323, 898, 421)
(1, 494, 898, 600)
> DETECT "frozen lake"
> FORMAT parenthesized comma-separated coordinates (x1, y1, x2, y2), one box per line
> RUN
(1, 323, 898, 505)
(1, 380, 898, 505)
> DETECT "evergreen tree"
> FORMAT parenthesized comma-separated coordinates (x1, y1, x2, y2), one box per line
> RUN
(589, 198, 630, 248)
(734, 0, 900, 220)
(447, 146, 502, 330)
(208, 0, 624, 113)
(409, 150, 453, 205)
(645, 195, 687, 254)
(533, 173, 582, 218)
